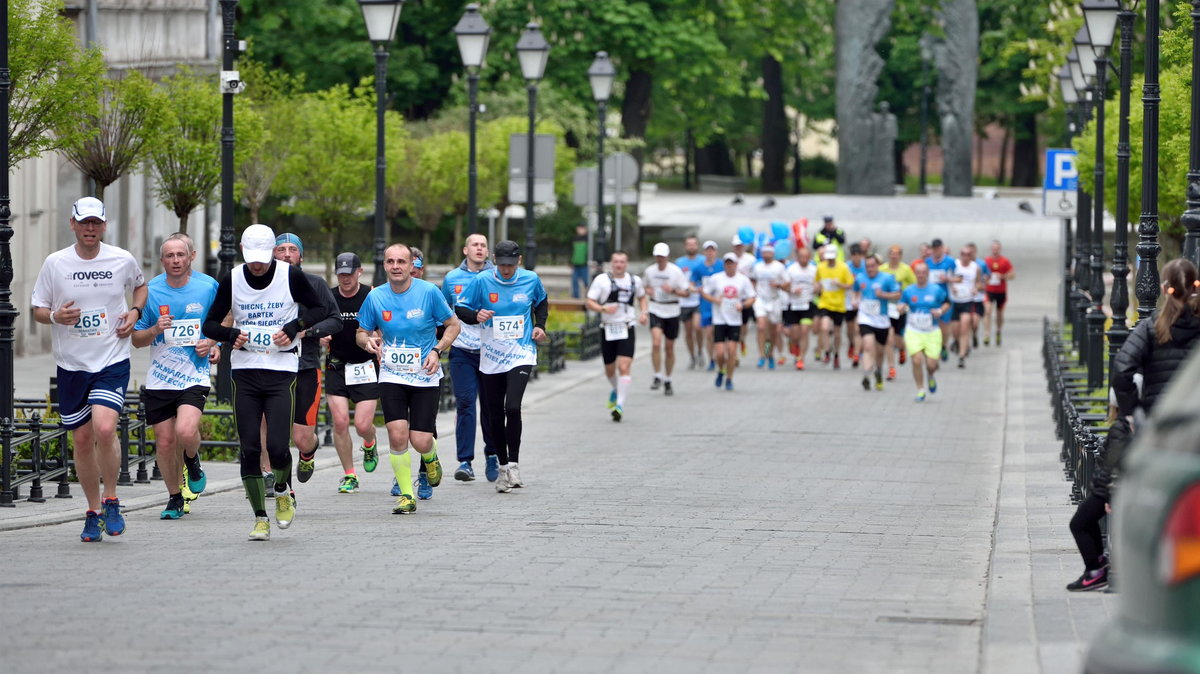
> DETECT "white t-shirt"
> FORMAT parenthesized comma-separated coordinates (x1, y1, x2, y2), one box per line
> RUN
(950, 259, 980, 304)
(750, 260, 786, 305)
(783, 261, 817, 310)
(704, 272, 756, 326)
(737, 252, 756, 277)
(31, 242, 145, 373)
(642, 262, 689, 319)
(587, 273, 644, 325)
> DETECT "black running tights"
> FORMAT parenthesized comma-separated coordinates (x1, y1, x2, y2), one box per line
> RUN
(1069, 493, 1107, 571)
(232, 369, 296, 479)
(479, 366, 532, 466)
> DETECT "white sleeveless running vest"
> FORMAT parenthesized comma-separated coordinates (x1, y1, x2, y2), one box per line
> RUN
(231, 262, 301, 372)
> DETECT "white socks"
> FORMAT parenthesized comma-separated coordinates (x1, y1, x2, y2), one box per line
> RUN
(617, 375, 631, 406)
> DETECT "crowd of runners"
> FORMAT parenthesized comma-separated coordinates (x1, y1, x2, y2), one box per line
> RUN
(35, 198, 1012, 543)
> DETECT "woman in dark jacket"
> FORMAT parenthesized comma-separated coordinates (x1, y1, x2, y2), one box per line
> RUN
(1066, 258, 1200, 592)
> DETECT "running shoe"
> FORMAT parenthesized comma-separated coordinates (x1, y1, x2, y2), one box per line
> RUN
(297, 454, 315, 483)
(612, 405, 623, 422)
(607, 390, 617, 410)
(689, 355, 698, 370)
(392, 494, 416, 514)
(958, 357, 965, 369)
(851, 353, 859, 368)
(1066, 567, 1109, 592)
(899, 348, 907, 365)
(485, 455, 499, 482)
(81, 511, 103, 542)
(777, 357, 787, 367)
(740, 341, 747, 356)
(767, 357, 776, 370)
(180, 476, 198, 503)
(161, 494, 186, 520)
(983, 336, 990, 347)
(915, 391, 927, 402)
(249, 517, 271, 541)
(862, 376, 870, 391)
(275, 492, 295, 529)
(186, 462, 206, 494)
(795, 358, 805, 371)
(823, 350, 831, 364)
(790, 343, 800, 356)
(183, 500, 191, 514)
(940, 346, 948, 362)
(833, 355, 841, 370)
(874, 378, 884, 392)
(495, 468, 513, 493)
(757, 358, 766, 369)
(972, 333, 979, 348)
(707, 359, 716, 371)
(664, 381, 674, 396)
(724, 378, 734, 391)
(337, 474, 360, 493)
(509, 464, 524, 488)
(996, 333, 1002, 346)
(715, 371, 725, 388)
(102, 498, 125, 536)
(391, 478, 402, 496)
(928, 376, 938, 394)
(650, 376, 662, 390)
(887, 366, 896, 381)
(416, 473, 433, 500)
(455, 461, 475, 481)
(362, 443, 379, 473)
(423, 452, 443, 487)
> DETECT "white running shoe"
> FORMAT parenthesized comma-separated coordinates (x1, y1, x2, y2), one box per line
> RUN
(509, 464, 524, 488)
(495, 466, 513, 493)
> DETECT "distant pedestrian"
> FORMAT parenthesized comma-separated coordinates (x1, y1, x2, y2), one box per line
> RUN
(571, 224, 589, 299)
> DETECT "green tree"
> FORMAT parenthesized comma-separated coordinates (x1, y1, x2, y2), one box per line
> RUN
(59, 70, 170, 202)
(395, 130, 466, 254)
(8, 0, 106, 167)
(235, 60, 304, 223)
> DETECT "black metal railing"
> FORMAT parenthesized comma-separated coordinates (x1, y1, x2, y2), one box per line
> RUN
(1043, 317, 1110, 504)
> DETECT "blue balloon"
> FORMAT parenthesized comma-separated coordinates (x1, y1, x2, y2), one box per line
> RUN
(771, 221, 789, 241)
(773, 240, 793, 259)
(738, 226, 755, 244)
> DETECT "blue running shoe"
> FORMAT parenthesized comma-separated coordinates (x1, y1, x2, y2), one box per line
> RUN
(929, 376, 938, 394)
(757, 358, 766, 368)
(81, 511, 103, 542)
(725, 378, 734, 391)
(915, 391, 927, 402)
(390, 479, 402, 497)
(485, 455, 499, 482)
(707, 360, 716, 371)
(416, 473, 433, 500)
(187, 466, 207, 495)
(454, 461, 475, 481)
(160, 494, 186, 520)
(767, 357, 776, 370)
(102, 498, 125, 536)
(715, 371, 725, 388)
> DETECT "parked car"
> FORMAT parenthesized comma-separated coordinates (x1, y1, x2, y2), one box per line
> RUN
(1085, 350, 1200, 673)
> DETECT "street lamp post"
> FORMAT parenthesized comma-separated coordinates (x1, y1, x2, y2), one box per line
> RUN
(516, 22, 549, 271)
(588, 51, 616, 265)
(1059, 67, 1081, 329)
(454, 4, 490, 236)
(1181, 0, 1200, 266)
(1137, 0, 1163, 320)
(1068, 49, 1093, 360)
(358, 0, 404, 286)
(216, 0, 239, 402)
(0, 0, 14, 430)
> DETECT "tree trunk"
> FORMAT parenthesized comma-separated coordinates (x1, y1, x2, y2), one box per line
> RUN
(249, 204, 260, 225)
(998, 121, 1010, 185)
(620, 68, 654, 172)
(95, 182, 107, 202)
(422, 229, 431, 257)
(893, 141, 905, 187)
(1010, 111, 1039, 187)
(760, 55, 788, 193)
(326, 227, 336, 282)
(695, 140, 735, 176)
(178, 212, 189, 236)
(684, 128, 695, 190)
(745, 153, 753, 179)
(453, 213, 463, 251)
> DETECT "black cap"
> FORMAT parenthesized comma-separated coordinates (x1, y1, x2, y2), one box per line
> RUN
(494, 240, 521, 265)
(931, 238, 944, 248)
(335, 252, 361, 274)
(823, 214, 834, 222)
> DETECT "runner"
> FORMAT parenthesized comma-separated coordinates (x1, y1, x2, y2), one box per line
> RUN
(356, 243, 458, 514)
(585, 250, 648, 420)
(202, 224, 332, 541)
(320, 252, 380, 495)
(442, 234, 499, 482)
(643, 242, 691, 394)
(750, 244, 786, 369)
(732, 236, 757, 357)
(814, 247, 854, 369)
(966, 242, 991, 349)
(674, 235, 706, 369)
(880, 245, 916, 381)
(844, 243, 866, 368)
(899, 262, 951, 402)
(924, 238, 957, 361)
(910, 242, 931, 270)
(32, 197, 147, 541)
(272, 234, 341, 490)
(131, 233, 218, 519)
(692, 241, 723, 371)
(455, 240, 549, 492)
(407, 246, 442, 500)
(781, 245, 817, 370)
(983, 240, 1015, 346)
(852, 254, 901, 391)
(701, 253, 756, 390)
(948, 245, 984, 368)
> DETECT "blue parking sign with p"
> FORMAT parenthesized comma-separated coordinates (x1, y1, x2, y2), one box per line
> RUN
(1045, 149, 1078, 190)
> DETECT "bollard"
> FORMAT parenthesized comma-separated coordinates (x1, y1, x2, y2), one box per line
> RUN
(0, 417, 14, 506)
(134, 395, 150, 484)
(28, 413, 45, 502)
(55, 422, 72, 499)
(117, 409, 132, 486)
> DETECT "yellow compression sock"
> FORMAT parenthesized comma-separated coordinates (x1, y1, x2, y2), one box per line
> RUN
(389, 452, 413, 497)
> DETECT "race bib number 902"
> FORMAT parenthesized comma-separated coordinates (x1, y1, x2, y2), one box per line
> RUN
(382, 346, 421, 374)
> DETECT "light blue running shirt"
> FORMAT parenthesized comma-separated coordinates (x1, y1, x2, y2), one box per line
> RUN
(457, 268, 547, 375)
(358, 278, 454, 387)
(135, 272, 219, 390)
(899, 282, 949, 333)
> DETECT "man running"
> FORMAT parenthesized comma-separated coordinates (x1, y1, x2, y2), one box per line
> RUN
(750, 244, 786, 369)
(781, 245, 817, 370)
(814, 247, 854, 368)
(967, 242, 991, 348)
(585, 250, 648, 420)
(272, 234, 341, 489)
(852, 255, 901, 391)
(924, 238, 957, 361)
(442, 234, 499, 481)
(900, 262, 951, 402)
(202, 224, 331, 541)
(844, 243, 866, 367)
(983, 240, 1014, 346)
(702, 253, 756, 391)
(320, 252, 380, 495)
(692, 241, 723, 371)
(880, 245, 916, 380)
(949, 245, 984, 368)
(675, 235, 706, 369)
(455, 240, 549, 492)
(32, 197, 147, 541)
(731, 236, 757, 357)
(132, 233, 218, 519)
(356, 243, 458, 514)
(643, 242, 690, 393)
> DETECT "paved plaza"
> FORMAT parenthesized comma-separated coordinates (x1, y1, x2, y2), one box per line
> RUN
(0, 194, 1113, 672)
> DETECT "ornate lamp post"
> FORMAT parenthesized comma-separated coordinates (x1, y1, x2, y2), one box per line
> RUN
(1137, 0, 1163, 320)
(515, 22, 549, 270)
(1181, 0, 1200, 267)
(358, 0, 404, 286)
(454, 4, 490, 235)
(1068, 48, 1093, 359)
(215, 0, 240, 402)
(588, 51, 616, 264)
(1059, 66, 1081, 329)
(0, 0, 14, 425)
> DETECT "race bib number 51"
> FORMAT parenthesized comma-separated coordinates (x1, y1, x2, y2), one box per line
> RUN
(346, 360, 378, 385)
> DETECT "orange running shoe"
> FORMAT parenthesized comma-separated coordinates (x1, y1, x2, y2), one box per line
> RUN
(887, 366, 896, 381)
(795, 358, 805, 370)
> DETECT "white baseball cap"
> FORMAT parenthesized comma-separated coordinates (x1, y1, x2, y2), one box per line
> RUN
(652, 242, 670, 257)
(731, 235, 745, 246)
(241, 224, 277, 264)
(822, 248, 837, 260)
(761, 244, 775, 254)
(723, 252, 739, 263)
(72, 197, 106, 223)
(702, 240, 718, 250)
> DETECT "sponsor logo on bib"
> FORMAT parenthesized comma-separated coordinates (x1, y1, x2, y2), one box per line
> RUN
(382, 311, 392, 322)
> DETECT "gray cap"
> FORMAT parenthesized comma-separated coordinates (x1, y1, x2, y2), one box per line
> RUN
(335, 252, 361, 275)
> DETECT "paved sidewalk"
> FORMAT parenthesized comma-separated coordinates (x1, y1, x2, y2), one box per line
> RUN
(0, 199, 1110, 672)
